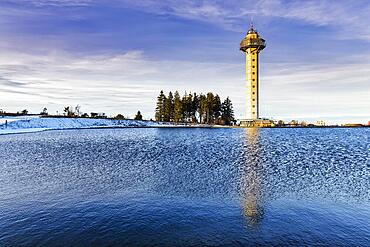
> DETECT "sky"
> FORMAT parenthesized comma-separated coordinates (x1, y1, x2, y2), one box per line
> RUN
(0, 0, 369, 124)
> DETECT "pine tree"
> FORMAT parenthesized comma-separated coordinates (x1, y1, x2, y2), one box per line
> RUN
(205, 92, 215, 124)
(191, 93, 199, 123)
(40, 107, 48, 115)
(197, 94, 207, 124)
(163, 91, 174, 122)
(155, 90, 166, 122)
(221, 97, 234, 125)
(182, 92, 193, 122)
(115, 114, 125, 120)
(173, 91, 183, 122)
(181, 92, 188, 122)
(156, 90, 234, 125)
(134, 111, 143, 120)
(213, 94, 222, 123)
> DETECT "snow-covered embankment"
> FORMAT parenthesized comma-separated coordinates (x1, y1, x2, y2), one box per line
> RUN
(0, 116, 167, 135)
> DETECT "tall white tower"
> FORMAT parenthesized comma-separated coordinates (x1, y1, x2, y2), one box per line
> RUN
(240, 26, 266, 120)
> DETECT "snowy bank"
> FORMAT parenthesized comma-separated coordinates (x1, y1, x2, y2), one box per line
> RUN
(0, 116, 170, 135)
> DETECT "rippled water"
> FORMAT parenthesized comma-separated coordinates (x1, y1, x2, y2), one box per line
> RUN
(0, 128, 369, 246)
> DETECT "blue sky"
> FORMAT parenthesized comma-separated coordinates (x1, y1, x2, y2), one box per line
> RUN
(0, 0, 369, 123)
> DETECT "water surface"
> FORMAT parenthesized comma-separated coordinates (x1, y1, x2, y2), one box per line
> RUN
(0, 128, 369, 246)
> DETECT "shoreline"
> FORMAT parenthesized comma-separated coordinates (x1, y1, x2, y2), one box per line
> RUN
(1, 124, 368, 136)
(0, 116, 368, 136)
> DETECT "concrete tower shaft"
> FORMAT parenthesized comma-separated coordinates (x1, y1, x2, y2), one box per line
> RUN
(240, 28, 265, 120)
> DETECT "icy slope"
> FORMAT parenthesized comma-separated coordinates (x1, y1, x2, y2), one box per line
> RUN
(0, 116, 165, 135)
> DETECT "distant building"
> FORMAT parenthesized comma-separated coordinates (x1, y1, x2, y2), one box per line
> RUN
(288, 120, 299, 127)
(343, 123, 363, 127)
(98, 113, 107, 118)
(255, 119, 275, 127)
(91, 112, 107, 118)
(316, 120, 325, 126)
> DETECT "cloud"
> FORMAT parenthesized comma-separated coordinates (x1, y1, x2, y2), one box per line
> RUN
(259, 60, 370, 123)
(0, 76, 29, 87)
(0, 49, 369, 123)
(3, 0, 93, 7)
(3, 0, 369, 41)
(0, 50, 244, 117)
(109, 0, 370, 41)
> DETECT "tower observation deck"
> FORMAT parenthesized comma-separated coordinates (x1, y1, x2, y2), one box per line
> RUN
(240, 26, 266, 122)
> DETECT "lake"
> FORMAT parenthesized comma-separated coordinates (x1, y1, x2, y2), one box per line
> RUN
(0, 128, 369, 246)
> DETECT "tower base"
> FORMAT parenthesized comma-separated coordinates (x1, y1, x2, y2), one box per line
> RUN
(239, 118, 275, 128)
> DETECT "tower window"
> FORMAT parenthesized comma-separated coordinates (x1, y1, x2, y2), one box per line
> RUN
(253, 112, 255, 114)
(252, 92, 255, 94)
(252, 66, 255, 68)
(252, 72, 255, 75)
(252, 85, 255, 88)
(252, 99, 255, 101)
(252, 59, 255, 61)
(253, 105, 255, 108)
(252, 79, 255, 81)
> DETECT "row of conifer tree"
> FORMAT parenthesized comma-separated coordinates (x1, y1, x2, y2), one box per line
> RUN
(155, 90, 235, 125)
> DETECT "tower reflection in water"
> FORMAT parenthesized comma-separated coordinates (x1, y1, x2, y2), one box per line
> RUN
(241, 128, 264, 226)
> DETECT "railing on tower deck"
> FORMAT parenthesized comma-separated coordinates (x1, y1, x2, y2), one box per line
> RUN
(240, 38, 266, 51)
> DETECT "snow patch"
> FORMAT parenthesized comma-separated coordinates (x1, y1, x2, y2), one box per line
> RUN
(0, 116, 168, 135)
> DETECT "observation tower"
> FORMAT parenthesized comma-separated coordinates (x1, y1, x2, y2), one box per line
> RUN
(240, 24, 266, 127)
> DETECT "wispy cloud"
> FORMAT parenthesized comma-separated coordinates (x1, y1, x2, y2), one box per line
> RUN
(3, 0, 94, 7)
(2, 0, 369, 40)
(0, 50, 243, 117)
(0, 49, 369, 122)
(260, 61, 370, 121)
(111, 0, 370, 40)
